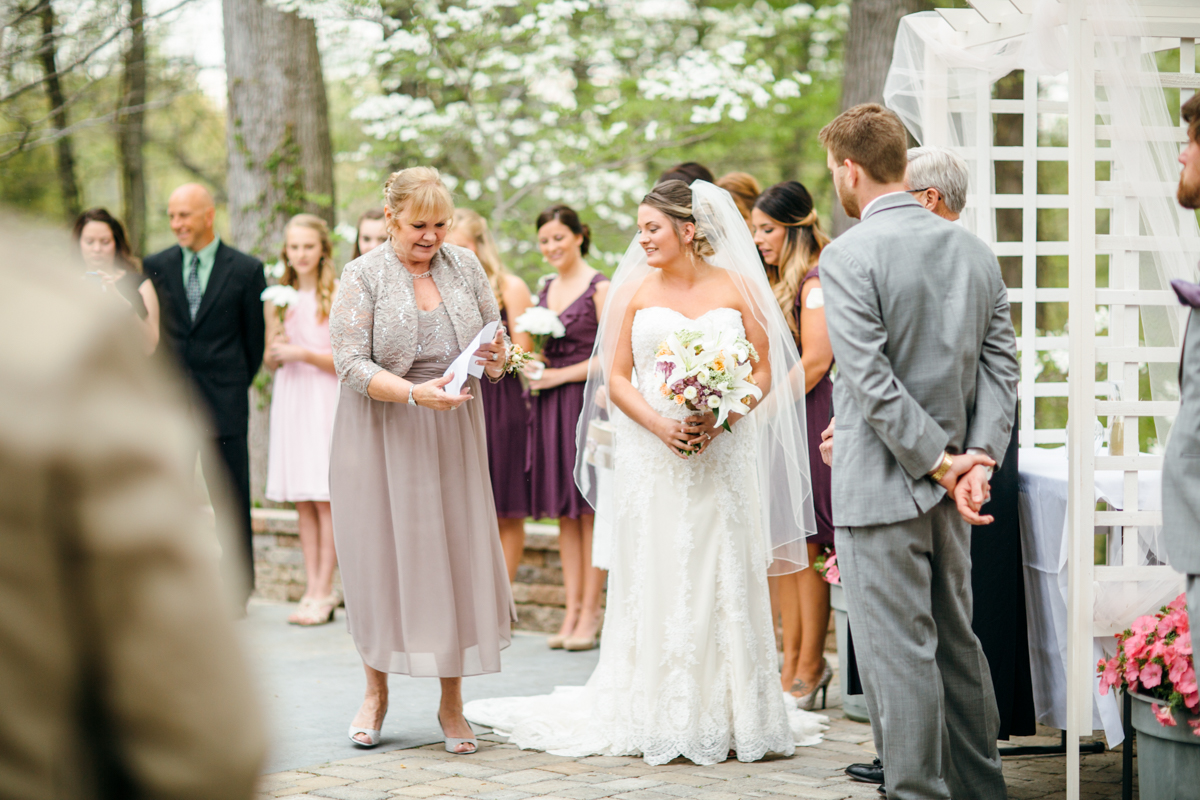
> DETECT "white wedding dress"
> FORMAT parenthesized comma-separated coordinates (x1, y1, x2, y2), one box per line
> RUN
(464, 307, 827, 765)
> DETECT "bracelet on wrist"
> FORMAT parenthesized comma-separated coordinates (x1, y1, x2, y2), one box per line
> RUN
(930, 452, 954, 483)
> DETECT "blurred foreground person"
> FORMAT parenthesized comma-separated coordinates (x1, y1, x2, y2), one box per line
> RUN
(0, 218, 266, 798)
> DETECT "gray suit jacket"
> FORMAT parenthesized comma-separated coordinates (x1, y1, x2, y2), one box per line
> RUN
(821, 193, 1019, 528)
(1163, 307, 1200, 573)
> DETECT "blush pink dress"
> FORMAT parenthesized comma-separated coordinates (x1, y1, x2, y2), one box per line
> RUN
(266, 289, 339, 502)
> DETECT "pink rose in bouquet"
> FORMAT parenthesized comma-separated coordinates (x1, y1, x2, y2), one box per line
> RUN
(812, 546, 839, 586)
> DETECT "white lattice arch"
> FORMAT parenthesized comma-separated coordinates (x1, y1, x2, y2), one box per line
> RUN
(888, 2, 1200, 797)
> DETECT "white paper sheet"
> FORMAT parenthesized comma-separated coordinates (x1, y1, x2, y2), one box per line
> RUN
(443, 321, 498, 395)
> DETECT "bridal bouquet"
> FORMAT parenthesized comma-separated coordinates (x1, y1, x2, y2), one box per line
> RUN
(1097, 593, 1199, 734)
(655, 323, 761, 432)
(261, 284, 300, 325)
(513, 306, 566, 384)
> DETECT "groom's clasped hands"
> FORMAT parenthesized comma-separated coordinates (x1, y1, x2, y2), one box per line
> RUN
(820, 417, 997, 526)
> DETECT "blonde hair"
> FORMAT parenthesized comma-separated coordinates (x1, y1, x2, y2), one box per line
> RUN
(280, 213, 337, 319)
(452, 208, 508, 311)
(716, 172, 762, 223)
(383, 167, 454, 232)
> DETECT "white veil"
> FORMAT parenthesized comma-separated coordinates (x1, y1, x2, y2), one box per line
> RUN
(574, 180, 817, 575)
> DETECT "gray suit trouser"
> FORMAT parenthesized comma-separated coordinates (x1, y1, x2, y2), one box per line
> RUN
(836, 497, 1007, 800)
(1189, 577, 1200, 643)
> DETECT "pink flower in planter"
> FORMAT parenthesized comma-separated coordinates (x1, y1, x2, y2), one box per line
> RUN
(1177, 666, 1198, 697)
(1140, 661, 1164, 688)
(1154, 703, 1178, 727)
(1099, 658, 1120, 694)
(1189, 718, 1200, 736)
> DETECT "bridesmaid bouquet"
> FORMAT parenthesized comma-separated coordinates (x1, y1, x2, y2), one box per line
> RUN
(513, 306, 566, 384)
(261, 284, 300, 326)
(503, 342, 535, 375)
(655, 323, 761, 432)
(1098, 592, 1199, 734)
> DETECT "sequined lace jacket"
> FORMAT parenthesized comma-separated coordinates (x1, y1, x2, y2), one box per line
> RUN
(330, 242, 501, 395)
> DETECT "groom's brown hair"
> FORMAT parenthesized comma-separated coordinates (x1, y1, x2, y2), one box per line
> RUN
(819, 104, 908, 184)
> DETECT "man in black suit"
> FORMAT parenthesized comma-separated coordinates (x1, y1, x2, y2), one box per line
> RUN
(144, 183, 266, 604)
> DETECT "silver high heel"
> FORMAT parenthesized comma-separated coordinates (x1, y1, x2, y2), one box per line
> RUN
(348, 702, 387, 747)
(794, 660, 834, 711)
(438, 711, 477, 755)
(348, 725, 382, 748)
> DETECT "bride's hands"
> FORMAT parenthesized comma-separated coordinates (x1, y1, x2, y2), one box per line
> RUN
(685, 414, 725, 455)
(652, 415, 704, 459)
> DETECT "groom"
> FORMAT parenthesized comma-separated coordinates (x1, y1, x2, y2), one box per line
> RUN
(818, 104, 1018, 800)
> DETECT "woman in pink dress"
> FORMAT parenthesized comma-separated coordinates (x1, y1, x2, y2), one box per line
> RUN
(264, 213, 341, 626)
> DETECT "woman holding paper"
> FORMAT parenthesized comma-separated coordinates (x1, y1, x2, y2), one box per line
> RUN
(328, 167, 515, 755)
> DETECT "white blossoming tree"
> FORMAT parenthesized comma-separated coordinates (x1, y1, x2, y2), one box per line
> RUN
(336, 0, 845, 277)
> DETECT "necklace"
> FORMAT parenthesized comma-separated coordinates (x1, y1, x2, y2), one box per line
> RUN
(411, 271, 433, 279)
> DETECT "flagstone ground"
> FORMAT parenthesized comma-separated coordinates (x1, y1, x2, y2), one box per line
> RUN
(249, 596, 1131, 800)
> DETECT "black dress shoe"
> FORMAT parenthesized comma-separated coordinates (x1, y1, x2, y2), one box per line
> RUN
(845, 758, 884, 784)
(877, 785, 886, 797)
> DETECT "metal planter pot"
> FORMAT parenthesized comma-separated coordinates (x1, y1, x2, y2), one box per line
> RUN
(1129, 691, 1200, 799)
(829, 582, 870, 723)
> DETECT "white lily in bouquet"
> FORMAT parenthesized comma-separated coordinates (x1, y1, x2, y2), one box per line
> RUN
(513, 305, 566, 384)
(655, 320, 762, 435)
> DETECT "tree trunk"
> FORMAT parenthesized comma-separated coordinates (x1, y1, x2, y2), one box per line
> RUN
(223, 0, 336, 507)
(118, 0, 147, 255)
(38, 1, 80, 222)
(830, 0, 931, 236)
(222, 0, 335, 260)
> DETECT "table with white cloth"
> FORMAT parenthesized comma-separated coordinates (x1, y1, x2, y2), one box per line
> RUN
(1017, 447, 1183, 747)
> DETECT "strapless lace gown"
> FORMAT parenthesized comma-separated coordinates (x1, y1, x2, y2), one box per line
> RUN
(465, 307, 826, 765)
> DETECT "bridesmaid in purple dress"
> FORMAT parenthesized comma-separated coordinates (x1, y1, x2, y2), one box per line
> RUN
(752, 181, 836, 710)
(447, 209, 535, 582)
(525, 205, 610, 651)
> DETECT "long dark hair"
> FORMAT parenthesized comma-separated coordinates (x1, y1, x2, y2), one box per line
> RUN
(72, 208, 140, 273)
(351, 207, 385, 260)
(535, 204, 590, 257)
(657, 162, 714, 186)
(754, 181, 830, 342)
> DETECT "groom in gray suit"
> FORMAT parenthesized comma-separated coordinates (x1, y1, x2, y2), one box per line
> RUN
(1164, 93, 1200, 625)
(818, 104, 1018, 800)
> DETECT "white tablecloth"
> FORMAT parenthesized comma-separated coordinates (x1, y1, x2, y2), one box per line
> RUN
(1017, 447, 1182, 747)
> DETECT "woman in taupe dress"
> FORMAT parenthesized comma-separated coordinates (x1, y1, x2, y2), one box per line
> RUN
(329, 167, 514, 754)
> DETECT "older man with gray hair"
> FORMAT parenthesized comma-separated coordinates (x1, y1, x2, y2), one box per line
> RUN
(905, 145, 970, 221)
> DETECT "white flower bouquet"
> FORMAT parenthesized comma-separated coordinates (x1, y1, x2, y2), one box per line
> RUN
(655, 322, 762, 432)
(513, 305, 566, 384)
(261, 284, 300, 325)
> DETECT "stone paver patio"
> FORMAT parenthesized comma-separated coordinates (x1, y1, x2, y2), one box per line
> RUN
(256, 717, 1129, 800)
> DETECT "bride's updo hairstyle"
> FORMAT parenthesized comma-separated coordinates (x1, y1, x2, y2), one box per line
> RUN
(640, 179, 716, 259)
(383, 166, 454, 235)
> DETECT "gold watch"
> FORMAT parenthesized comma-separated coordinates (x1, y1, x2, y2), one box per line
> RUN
(930, 452, 954, 483)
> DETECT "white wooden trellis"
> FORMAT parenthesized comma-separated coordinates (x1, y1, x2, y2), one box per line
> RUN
(893, 2, 1200, 798)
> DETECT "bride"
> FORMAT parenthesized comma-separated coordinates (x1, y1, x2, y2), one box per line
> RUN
(464, 180, 825, 765)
